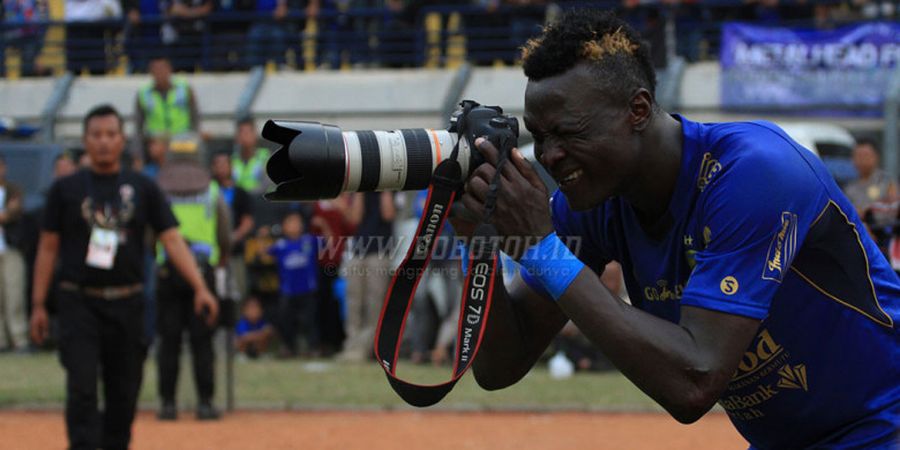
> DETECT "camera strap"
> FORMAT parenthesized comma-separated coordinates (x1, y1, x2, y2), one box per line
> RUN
(374, 154, 504, 407)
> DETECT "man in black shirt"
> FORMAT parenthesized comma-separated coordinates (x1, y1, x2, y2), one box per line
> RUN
(29, 104, 218, 450)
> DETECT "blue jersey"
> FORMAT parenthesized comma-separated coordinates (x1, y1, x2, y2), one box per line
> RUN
(550, 115, 900, 449)
(268, 235, 319, 297)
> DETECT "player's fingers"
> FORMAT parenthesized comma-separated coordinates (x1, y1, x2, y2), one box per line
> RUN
(461, 191, 486, 220)
(476, 138, 519, 183)
(475, 137, 500, 166)
(465, 174, 490, 203)
(510, 148, 547, 192)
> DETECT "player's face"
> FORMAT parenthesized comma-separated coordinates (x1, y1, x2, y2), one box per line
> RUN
(524, 64, 641, 211)
(83, 114, 125, 170)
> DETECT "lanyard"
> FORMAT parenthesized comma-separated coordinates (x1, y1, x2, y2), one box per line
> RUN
(374, 132, 514, 407)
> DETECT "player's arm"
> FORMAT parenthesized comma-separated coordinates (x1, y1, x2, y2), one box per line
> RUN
(472, 269, 569, 389)
(556, 272, 759, 423)
(473, 251, 758, 425)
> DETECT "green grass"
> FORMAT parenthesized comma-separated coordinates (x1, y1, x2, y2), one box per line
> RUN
(0, 352, 661, 411)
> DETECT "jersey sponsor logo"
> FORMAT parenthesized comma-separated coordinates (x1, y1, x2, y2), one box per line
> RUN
(762, 212, 798, 282)
(719, 384, 778, 412)
(722, 329, 810, 420)
(643, 279, 684, 302)
(697, 153, 722, 192)
(735, 329, 781, 377)
(720, 276, 739, 295)
(776, 364, 808, 391)
(722, 329, 811, 421)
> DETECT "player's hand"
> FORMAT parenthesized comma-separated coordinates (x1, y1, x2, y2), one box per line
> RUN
(461, 137, 554, 260)
(194, 288, 219, 327)
(30, 305, 49, 345)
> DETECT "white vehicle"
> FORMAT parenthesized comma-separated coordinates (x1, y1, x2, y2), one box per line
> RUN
(777, 122, 857, 186)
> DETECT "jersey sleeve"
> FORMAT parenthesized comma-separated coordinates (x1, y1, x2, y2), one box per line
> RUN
(681, 130, 828, 319)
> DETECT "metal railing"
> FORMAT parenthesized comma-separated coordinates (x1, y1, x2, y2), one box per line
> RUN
(0, 0, 874, 78)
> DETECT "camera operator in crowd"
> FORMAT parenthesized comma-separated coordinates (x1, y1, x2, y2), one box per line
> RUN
(29, 104, 218, 450)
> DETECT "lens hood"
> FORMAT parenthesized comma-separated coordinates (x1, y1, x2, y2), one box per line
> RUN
(263, 120, 346, 201)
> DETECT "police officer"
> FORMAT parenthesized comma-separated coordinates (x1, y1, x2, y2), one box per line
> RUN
(155, 134, 231, 421)
(29, 105, 218, 450)
(134, 55, 200, 166)
(231, 117, 270, 194)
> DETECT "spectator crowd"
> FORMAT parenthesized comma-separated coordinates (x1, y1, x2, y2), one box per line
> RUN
(2, 0, 897, 77)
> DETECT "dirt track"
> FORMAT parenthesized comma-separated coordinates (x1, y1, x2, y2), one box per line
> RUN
(0, 410, 746, 449)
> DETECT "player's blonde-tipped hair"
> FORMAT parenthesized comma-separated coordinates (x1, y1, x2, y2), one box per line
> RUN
(521, 10, 656, 99)
(581, 28, 640, 60)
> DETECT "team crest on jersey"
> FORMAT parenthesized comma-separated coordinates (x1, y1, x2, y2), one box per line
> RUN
(762, 212, 798, 282)
(697, 153, 722, 192)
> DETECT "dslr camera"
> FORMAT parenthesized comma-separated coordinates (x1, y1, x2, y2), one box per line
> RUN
(262, 100, 519, 200)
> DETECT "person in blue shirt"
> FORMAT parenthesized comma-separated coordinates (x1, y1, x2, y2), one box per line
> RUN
(235, 296, 273, 358)
(268, 210, 320, 357)
(457, 10, 900, 449)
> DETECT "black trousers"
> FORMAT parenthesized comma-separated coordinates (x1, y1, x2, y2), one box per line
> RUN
(156, 265, 215, 403)
(57, 290, 146, 450)
(316, 269, 345, 353)
(278, 292, 318, 355)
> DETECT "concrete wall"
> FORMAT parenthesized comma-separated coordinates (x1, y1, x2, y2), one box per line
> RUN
(254, 69, 458, 131)
(0, 63, 886, 145)
(0, 78, 56, 123)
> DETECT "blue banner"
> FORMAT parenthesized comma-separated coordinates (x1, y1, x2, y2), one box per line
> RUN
(720, 22, 900, 112)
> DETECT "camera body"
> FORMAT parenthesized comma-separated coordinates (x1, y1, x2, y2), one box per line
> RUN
(263, 100, 519, 201)
(448, 100, 520, 168)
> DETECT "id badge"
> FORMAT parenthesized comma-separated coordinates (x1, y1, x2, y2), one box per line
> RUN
(86, 226, 119, 270)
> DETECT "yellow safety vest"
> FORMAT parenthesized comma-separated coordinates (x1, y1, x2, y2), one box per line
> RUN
(139, 78, 192, 136)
